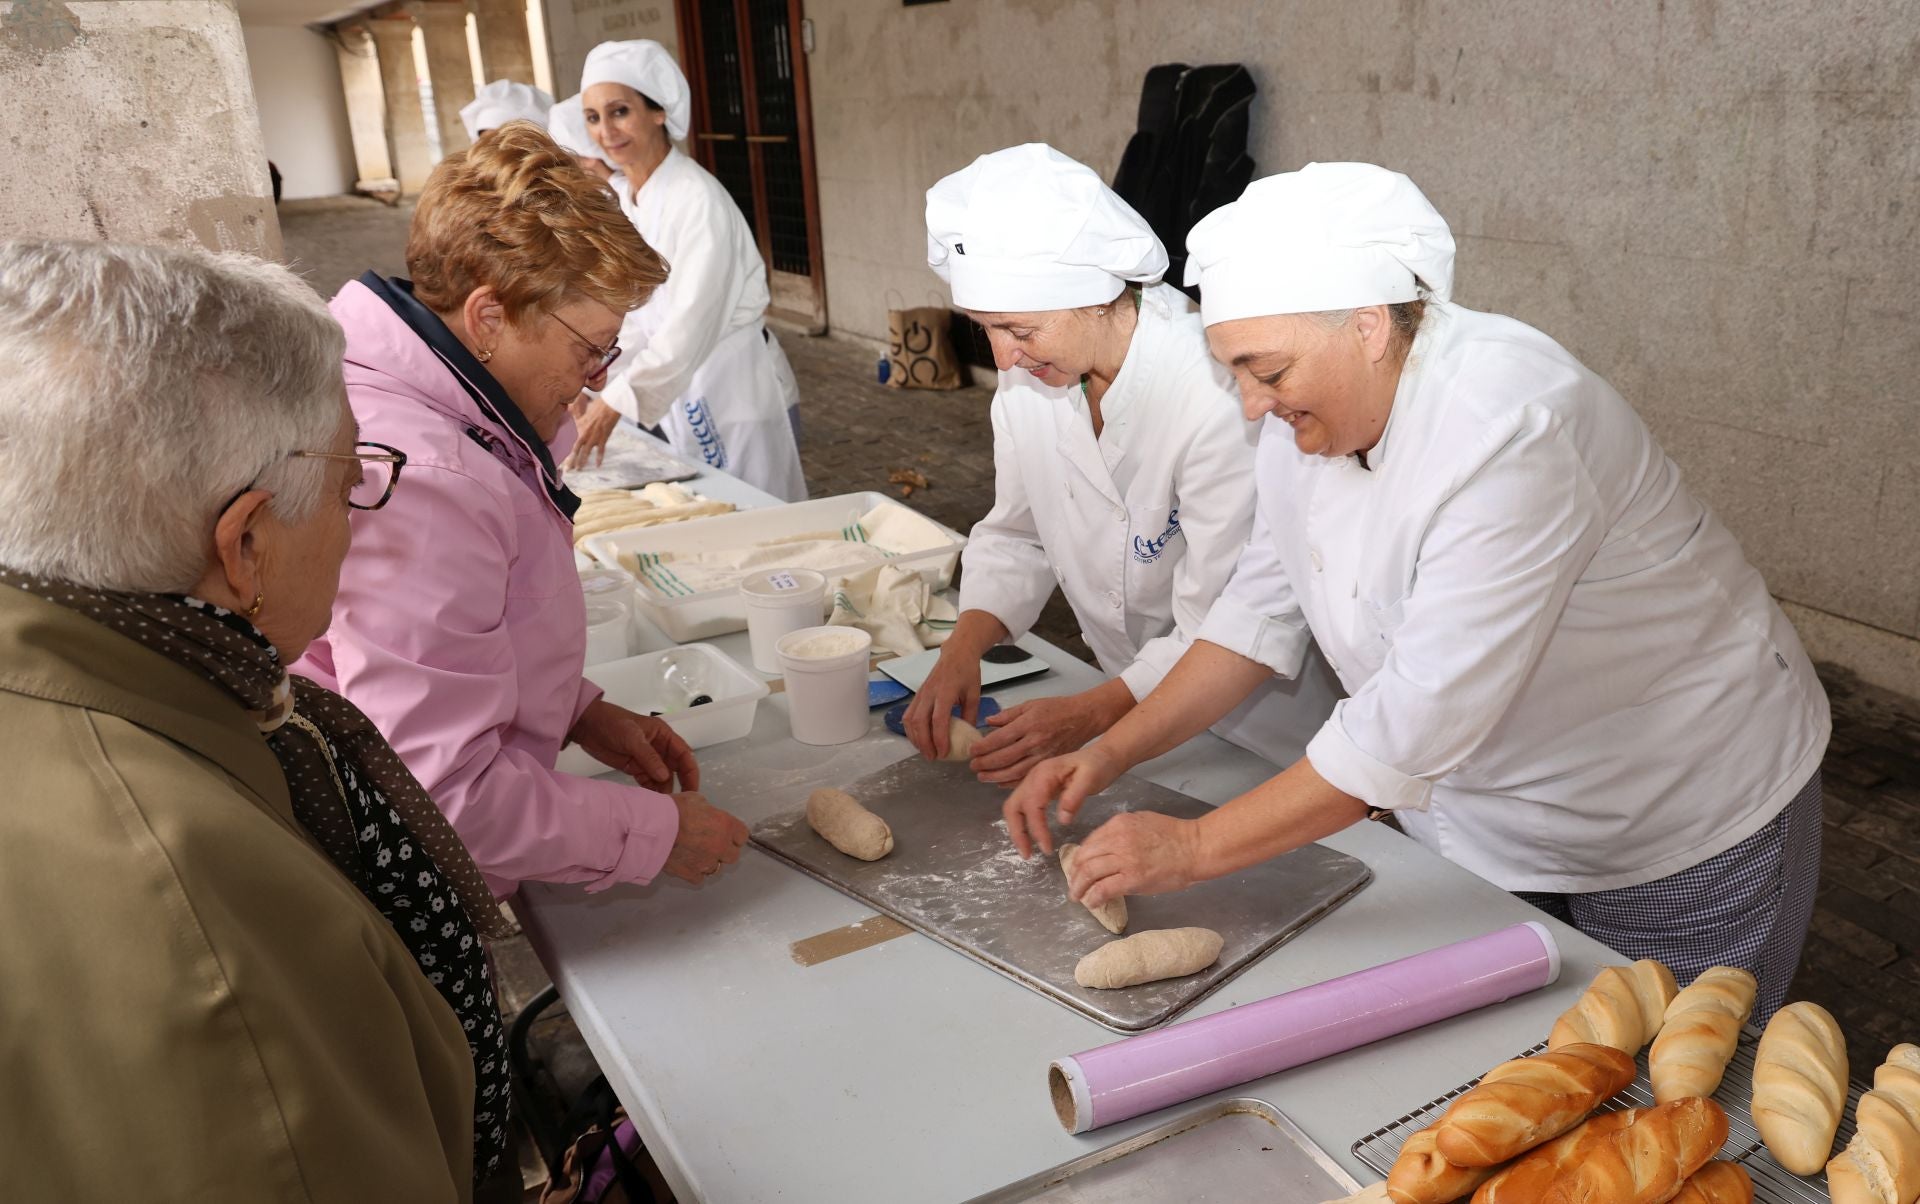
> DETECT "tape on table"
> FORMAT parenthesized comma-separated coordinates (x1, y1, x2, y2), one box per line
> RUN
(1047, 921, 1561, 1134)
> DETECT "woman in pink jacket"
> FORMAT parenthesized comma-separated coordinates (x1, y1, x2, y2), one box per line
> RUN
(298, 125, 748, 896)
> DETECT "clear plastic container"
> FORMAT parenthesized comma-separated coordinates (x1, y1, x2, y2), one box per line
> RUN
(776, 625, 874, 746)
(555, 644, 770, 776)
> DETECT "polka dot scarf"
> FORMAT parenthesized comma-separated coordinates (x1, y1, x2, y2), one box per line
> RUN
(3, 571, 513, 1182)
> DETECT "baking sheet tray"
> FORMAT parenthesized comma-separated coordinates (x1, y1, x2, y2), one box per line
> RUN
(751, 756, 1372, 1031)
(1351, 1028, 1868, 1201)
(966, 1097, 1360, 1203)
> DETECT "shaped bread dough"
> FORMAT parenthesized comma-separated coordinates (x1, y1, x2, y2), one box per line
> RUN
(806, 788, 893, 861)
(941, 716, 982, 762)
(1058, 842, 1126, 934)
(1074, 927, 1222, 989)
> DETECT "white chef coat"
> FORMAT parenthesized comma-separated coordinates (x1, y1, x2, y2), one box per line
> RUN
(1198, 301, 1831, 892)
(961, 283, 1340, 765)
(597, 148, 806, 502)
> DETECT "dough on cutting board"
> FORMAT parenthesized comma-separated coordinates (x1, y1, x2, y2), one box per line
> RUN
(806, 788, 893, 861)
(1074, 927, 1222, 989)
(940, 716, 982, 762)
(1058, 842, 1126, 934)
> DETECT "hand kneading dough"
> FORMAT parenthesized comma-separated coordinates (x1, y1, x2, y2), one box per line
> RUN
(1074, 927, 1222, 989)
(806, 788, 893, 861)
(1058, 843, 1127, 934)
(941, 716, 983, 762)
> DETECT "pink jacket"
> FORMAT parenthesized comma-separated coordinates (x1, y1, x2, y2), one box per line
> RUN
(297, 279, 679, 896)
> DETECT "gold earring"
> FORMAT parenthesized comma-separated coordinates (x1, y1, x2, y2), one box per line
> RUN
(477, 347, 494, 363)
(246, 593, 264, 619)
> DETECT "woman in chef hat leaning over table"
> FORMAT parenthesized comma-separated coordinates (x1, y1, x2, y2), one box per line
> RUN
(1006, 162, 1831, 1021)
(566, 38, 807, 502)
(901, 144, 1340, 783)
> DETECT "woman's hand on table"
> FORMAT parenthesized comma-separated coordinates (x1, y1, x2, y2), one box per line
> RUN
(1002, 743, 1126, 858)
(1063, 810, 1208, 909)
(968, 681, 1134, 787)
(566, 393, 621, 469)
(570, 698, 701, 792)
(661, 791, 749, 885)
(902, 646, 983, 760)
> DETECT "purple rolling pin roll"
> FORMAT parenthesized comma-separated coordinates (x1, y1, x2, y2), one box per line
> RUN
(1047, 921, 1561, 1134)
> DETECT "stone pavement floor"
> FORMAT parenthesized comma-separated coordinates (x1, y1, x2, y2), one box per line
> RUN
(281, 198, 1918, 1193)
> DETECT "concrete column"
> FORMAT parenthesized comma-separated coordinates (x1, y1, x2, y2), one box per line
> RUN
(365, 14, 435, 195)
(412, 1, 475, 157)
(334, 22, 398, 198)
(0, 0, 279, 258)
(472, 0, 535, 87)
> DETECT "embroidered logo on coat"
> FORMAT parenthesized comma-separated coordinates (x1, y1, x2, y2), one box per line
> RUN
(1132, 507, 1182, 563)
(684, 396, 728, 469)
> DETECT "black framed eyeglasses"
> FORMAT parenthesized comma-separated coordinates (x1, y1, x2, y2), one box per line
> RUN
(549, 310, 622, 376)
(289, 441, 408, 511)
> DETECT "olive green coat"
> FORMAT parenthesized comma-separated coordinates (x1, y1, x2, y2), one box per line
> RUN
(0, 585, 475, 1201)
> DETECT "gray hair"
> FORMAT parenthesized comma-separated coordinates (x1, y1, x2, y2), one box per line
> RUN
(1306, 297, 1429, 347)
(0, 240, 344, 592)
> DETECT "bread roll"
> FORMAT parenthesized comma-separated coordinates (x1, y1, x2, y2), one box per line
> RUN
(806, 788, 893, 861)
(1384, 1126, 1499, 1204)
(1670, 1161, 1753, 1204)
(941, 716, 983, 762)
(1536, 1097, 1729, 1204)
(1751, 1000, 1848, 1174)
(1471, 1108, 1639, 1202)
(1548, 960, 1678, 1054)
(1073, 927, 1221, 989)
(1826, 1042, 1920, 1204)
(1433, 1042, 1638, 1167)
(1058, 842, 1126, 934)
(1650, 966, 1756, 1102)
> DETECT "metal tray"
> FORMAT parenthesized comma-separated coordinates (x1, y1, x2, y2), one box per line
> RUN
(752, 757, 1372, 1031)
(1351, 1027, 1869, 1201)
(967, 1097, 1360, 1202)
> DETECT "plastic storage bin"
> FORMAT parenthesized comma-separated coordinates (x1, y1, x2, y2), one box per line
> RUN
(555, 644, 769, 776)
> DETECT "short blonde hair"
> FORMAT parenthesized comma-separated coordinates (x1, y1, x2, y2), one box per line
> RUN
(407, 122, 667, 321)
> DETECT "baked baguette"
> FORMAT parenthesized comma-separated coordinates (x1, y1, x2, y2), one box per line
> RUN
(1536, 1097, 1729, 1204)
(1669, 1161, 1753, 1204)
(1650, 966, 1756, 1102)
(1432, 1042, 1637, 1167)
(1384, 1125, 1500, 1203)
(1826, 1042, 1920, 1204)
(1549, 960, 1678, 1054)
(1751, 1000, 1849, 1174)
(1471, 1108, 1639, 1202)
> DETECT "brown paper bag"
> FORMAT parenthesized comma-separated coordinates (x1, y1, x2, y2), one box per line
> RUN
(886, 303, 964, 390)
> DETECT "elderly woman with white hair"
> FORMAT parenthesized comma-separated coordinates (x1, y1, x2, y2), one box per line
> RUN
(567, 38, 806, 501)
(0, 240, 510, 1199)
(902, 144, 1338, 780)
(1008, 163, 1831, 1020)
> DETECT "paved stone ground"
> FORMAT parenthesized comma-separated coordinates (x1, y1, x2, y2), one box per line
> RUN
(282, 199, 1919, 1185)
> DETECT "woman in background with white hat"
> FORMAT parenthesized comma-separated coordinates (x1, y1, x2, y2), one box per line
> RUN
(568, 39, 806, 502)
(1007, 162, 1830, 1018)
(547, 94, 616, 185)
(459, 78, 553, 142)
(902, 144, 1339, 783)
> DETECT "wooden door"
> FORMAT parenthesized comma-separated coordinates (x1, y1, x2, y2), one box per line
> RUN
(675, 0, 827, 332)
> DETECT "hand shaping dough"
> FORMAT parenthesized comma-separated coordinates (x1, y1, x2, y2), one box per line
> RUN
(1073, 927, 1222, 989)
(805, 788, 893, 861)
(1058, 843, 1126, 934)
(941, 716, 982, 762)
(1751, 1000, 1849, 1175)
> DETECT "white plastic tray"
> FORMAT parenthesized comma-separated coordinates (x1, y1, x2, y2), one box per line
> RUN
(556, 644, 769, 776)
(581, 491, 966, 642)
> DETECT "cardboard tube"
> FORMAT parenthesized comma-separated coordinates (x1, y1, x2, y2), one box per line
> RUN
(1048, 922, 1561, 1134)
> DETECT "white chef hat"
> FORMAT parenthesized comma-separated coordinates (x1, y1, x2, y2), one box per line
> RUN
(460, 80, 555, 142)
(579, 40, 692, 142)
(926, 143, 1167, 312)
(547, 94, 606, 164)
(1184, 162, 1456, 325)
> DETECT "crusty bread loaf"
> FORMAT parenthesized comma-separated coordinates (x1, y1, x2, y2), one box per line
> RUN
(1826, 1042, 1920, 1204)
(1536, 1097, 1729, 1204)
(1384, 1126, 1499, 1203)
(1669, 1161, 1753, 1204)
(1650, 966, 1756, 1102)
(1471, 1108, 1639, 1202)
(1549, 960, 1678, 1054)
(1751, 1000, 1849, 1174)
(1432, 1042, 1638, 1167)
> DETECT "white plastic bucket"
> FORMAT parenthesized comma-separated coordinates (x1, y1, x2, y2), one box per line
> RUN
(741, 568, 829, 674)
(776, 625, 873, 746)
(583, 595, 631, 666)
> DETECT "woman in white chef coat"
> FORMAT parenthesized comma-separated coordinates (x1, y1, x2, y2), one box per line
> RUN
(1008, 163, 1830, 1019)
(567, 39, 806, 502)
(902, 145, 1339, 782)
(547, 93, 616, 185)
